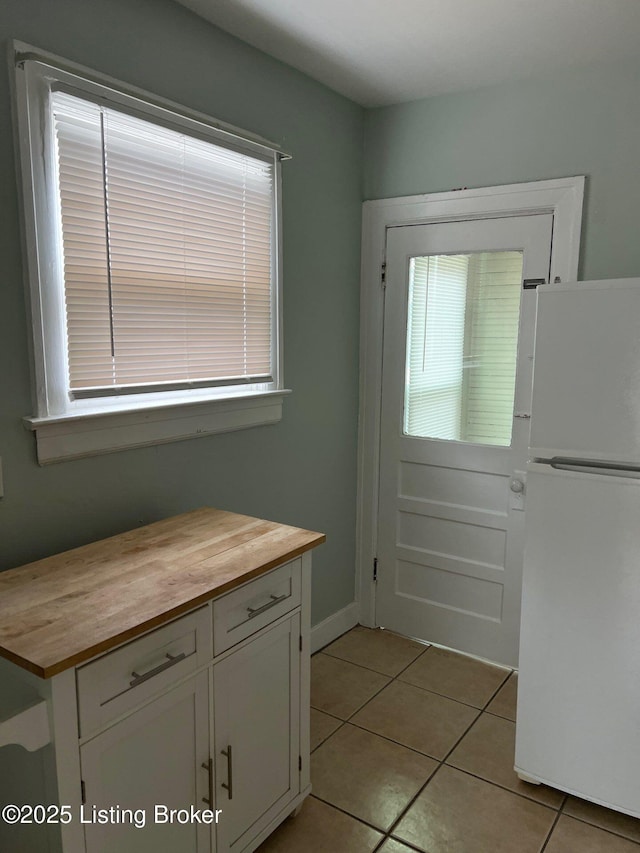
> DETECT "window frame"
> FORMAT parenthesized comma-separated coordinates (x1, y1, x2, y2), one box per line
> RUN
(12, 42, 290, 464)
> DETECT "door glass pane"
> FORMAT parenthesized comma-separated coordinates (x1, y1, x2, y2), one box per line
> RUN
(404, 251, 523, 446)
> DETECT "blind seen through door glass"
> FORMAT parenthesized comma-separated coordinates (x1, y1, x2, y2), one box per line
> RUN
(404, 251, 523, 445)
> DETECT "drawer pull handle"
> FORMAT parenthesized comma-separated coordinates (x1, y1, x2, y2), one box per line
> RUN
(246, 593, 288, 620)
(221, 745, 233, 800)
(129, 652, 187, 688)
(201, 758, 213, 806)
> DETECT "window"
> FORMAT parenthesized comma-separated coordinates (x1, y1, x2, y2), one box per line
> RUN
(404, 250, 524, 446)
(13, 44, 289, 463)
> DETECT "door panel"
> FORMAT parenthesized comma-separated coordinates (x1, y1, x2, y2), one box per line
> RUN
(377, 214, 553, 666)
(80, 674, 210, 853)
(400, 461, 507, 512)
(213, 616, 300, 853)
(395, 560, 504, 621)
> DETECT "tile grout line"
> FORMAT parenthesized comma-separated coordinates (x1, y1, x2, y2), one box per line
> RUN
(336, 677, 526, 773)
(310, 724, 345, 754)
(311, 707, 348, 723)
(309, 631, 640, 852)
(313, 652, 512, 714)
(312, 651, 496, 761)
(483, 708, 516, 722)
(311, 638, 522, 850)
(310, 657, 407, 756)
(309, 659, 394, 737)
(310, 706, 348, 754)
(371, 832, 426, 853)
(539, 794, 568, 852)
(369, 666, 515, 848)
(342, 717, 458, 762)
(313, 634, 640, 852)
(306, 792, 388, 837)
(435, 668, 514, 768)
(309, 729, 565, 852)
(393, 678, 501, 712)
(311, 643, 442, 848)
(320, 641, 431, 679)
(398, 683, 500, 712)
(439, 760, 562, 811)
(330, 702, 640, 849)
(554, 808, 640, 847)
(316, 633, 512, 710)
(554, 766, 640, 845)
(433, 670, 565, 814)
(391, 663, 541, 847)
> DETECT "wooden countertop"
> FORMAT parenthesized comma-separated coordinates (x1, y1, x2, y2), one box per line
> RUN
(0, 508, 325, 678)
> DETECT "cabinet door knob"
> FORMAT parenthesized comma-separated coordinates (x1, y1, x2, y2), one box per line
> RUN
(221, 745, 233, 800)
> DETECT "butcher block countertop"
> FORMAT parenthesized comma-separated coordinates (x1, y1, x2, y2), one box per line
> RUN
(0, 508, 325, 679)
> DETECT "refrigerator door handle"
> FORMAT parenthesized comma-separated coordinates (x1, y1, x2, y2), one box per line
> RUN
(550, 457, 640, 478)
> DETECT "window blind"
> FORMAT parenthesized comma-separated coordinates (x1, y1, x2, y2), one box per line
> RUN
(404, 255, 468, 439)
(462, 252, 523, 445)
(52, 91, 274, 397)
(403, 251, 523, 446)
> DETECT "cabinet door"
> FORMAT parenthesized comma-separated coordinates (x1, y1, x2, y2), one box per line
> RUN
(213, 615, 300, 852)
(81, 673, 211, 853)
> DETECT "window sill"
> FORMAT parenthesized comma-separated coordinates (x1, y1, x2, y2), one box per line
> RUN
(24, 390, 291, 465)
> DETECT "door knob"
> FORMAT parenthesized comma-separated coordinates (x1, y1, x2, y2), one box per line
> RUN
(510, 479, 524, 494)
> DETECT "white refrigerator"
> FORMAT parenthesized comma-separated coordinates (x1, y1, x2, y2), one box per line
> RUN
(515, 277, 640, 818)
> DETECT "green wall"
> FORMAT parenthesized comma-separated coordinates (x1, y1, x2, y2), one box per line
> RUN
(0, 0, 364, 627)
(365, 58, 640, 281)
(3, 0, 639, 640)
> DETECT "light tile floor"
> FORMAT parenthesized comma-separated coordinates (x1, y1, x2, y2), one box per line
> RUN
(258, 626, 640, 853)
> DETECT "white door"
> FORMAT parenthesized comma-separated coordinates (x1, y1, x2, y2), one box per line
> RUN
(377, 214, 553, 666)
(213, 616, 300, 853)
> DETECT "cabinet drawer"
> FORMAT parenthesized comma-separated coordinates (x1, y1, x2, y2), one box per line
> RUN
(77, 607, 210, 737)
(213, 559, 301, 654)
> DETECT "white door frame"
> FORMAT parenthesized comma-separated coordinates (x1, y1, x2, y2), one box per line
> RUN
(356, 177, 585, 629)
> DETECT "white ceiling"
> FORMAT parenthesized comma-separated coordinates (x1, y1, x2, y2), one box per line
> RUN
(176, 0, 640, 107)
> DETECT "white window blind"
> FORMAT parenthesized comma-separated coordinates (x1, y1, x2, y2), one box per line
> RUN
(52, 91, 274, 397)
(462, 251, 523, 445)
(404, 251, 523, 445)
(404, 255, 468, 439)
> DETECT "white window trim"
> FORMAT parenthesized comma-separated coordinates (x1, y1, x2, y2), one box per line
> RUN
(26, 391, 291, 465)
(355, 177, 585, 627)
(11, 42, 290, 464)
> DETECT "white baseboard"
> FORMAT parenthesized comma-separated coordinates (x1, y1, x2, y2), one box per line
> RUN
(311, 602, 359, 653)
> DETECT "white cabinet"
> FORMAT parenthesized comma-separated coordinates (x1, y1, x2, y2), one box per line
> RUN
(78, 611, 304, 853)
(212, 560, 301, 655)
(213, 616, 300, 853)
(80, 674, 210, 853)
(0, 548, 314, 853)
(75, 561, 309, 853)
(76, 608, 211, 739)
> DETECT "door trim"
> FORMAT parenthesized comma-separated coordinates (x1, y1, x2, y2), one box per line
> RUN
(356, 177, 585, 630)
